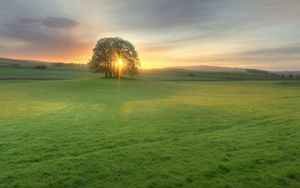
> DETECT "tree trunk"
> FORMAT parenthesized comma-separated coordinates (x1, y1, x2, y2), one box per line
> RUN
(109, 69, 112, 78)
(104, 61, 108, 78)
(104, 69, 108, 78)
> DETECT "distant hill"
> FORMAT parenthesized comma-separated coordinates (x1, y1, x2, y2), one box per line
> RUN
(139, 66, 285, 81)
(163, 65, 245, 72)
(0, 57, 91, 80)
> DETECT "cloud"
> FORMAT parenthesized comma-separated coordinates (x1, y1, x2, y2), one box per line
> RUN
(0, 15, 89, 61)
(0, 1, 88, 61)
(84, 0, 300, 33)
(41, 17, 78, 28)
(238, 45, 300, 58)
(18, 17, 78, 28)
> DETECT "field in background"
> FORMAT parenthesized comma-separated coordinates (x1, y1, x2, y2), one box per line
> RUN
(1, 58, 300, 187)
(0, 58, 92, 79)
(139, 68, 282, 81)
(1, 57, 297, 81)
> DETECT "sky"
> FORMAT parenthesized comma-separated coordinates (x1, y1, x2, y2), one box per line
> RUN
(0, 0, 300, 70)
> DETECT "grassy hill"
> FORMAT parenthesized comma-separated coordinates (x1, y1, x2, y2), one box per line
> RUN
(1, 58, 300, 187)
(0, 58, 92, 79)
(0, 78, 300, 187)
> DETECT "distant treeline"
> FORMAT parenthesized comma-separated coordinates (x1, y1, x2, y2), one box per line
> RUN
(246, 69, 300, 80)
(281, 73, 300, 80)
(246, 69, 280, 78)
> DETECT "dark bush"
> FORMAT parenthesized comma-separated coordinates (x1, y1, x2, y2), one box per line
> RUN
(35, 65, 47, 69)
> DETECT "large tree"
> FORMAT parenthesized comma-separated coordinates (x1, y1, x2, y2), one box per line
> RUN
(88, 37, 140, 78)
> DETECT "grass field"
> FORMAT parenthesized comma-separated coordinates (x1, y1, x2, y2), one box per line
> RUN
(0, 58, 93, 80)
(1, 73, 300, 187)
(0, 66, 93, 80)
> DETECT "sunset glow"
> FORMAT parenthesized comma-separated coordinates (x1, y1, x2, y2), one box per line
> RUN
(1, 1, 300, 70)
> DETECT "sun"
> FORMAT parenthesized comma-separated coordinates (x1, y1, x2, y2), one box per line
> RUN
(118, 59, 123, 66)
(114, 58, 124, 79)
(115, 59, 123, 66)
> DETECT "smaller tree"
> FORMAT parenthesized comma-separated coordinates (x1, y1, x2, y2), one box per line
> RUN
(88, 37, 140, 78)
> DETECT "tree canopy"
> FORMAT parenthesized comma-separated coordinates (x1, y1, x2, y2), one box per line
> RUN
(88, 37, 140, 78)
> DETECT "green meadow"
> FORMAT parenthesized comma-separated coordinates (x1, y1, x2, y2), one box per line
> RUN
(0, 64, 300, 187)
